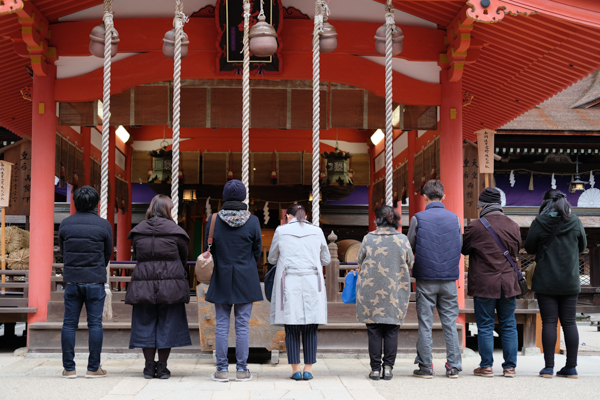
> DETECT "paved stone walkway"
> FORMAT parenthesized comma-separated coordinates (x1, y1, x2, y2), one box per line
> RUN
(1, 325, 599, 400)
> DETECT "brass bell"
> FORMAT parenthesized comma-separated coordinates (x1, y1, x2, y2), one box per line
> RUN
(374, 24, 404, 56)
(248, 14, 278, 57)
(89, 24, 120, 58)
(163, 29, 190, 59)
(319, 21, 338, 53)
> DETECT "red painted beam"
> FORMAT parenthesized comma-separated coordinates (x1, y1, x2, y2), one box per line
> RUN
(54, 51, 441, 106)
(49, 18, 445, 62)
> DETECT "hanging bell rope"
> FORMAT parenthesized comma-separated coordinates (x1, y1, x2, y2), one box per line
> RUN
(99, 0, 118, 321)
(384, 0, 395, 206)
(242, 0, 251, 203)
(170, 0, 187, 220)
(312, 0, 327, 226)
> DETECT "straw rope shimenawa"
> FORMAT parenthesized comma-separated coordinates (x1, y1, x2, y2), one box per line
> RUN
(100, 0, 118, 321)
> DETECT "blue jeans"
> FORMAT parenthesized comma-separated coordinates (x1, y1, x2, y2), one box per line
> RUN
(214, 303, 253, 372)
(61, 283, 106, 371)
(474, 290, 518, 369)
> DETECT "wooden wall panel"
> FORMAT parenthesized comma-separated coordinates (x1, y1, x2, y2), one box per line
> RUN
(110, 89, 131, 127)
(331, 89, 364, 129)
(181, 151, 200, 184)
(131, 151, 152, 184)
(181, 87, 207, 128)
(251, 89, 287, 129)
(350, 153, 370, 186)
(202, 152, 228, 184)
(134, 86, 169, 126)
(277, 152, 302, 185)
(211, 88, 242, 128)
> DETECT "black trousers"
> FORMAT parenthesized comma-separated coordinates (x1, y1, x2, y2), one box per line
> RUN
(366, 324, 400, 371)
(537, 293, 579, 368)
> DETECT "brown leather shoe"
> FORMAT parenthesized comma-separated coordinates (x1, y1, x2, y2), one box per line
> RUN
(503, 368, 516, 378)
(474, 367, 494, 377)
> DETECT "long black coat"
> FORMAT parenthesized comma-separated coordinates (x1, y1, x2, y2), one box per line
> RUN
(204, 213, 263, 304)
(125, 217, 190, 305)
(59, 210, 113, 283)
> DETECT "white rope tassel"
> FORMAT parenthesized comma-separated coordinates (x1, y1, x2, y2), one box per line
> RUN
(384, 1, 394, 207)
(312, 1, 325, 226)
(171, 0, 185, 220)
(100, 0, 116, 321)
(242, 0, 251, 204)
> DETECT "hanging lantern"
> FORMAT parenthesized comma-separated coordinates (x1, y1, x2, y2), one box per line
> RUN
(322, 148, 354, 187)
(374, 24, 404, 56)
(249, 14, 278, 57)
(163, 29, 190, 59)
(319, 21, 338, 53)
(89, 24, 120, 58)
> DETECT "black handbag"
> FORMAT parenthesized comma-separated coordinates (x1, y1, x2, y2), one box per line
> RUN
(480, 217, 528, 298)
(264, 265, 276, 302)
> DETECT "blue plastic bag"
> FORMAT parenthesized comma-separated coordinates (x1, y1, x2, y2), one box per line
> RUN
(342, 270, 358, 304)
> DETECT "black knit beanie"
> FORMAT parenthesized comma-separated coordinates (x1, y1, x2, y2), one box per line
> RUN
(223, 179, 246, 202)
(478, 187, 501, 204)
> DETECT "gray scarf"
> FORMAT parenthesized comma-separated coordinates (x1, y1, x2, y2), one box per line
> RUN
(478, 201, 503, 218)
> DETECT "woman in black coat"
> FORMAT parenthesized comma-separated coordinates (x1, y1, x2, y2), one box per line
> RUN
(126, 195, 191, 379)
(205, 179, 262, 383)
(525, 190, 587, 379)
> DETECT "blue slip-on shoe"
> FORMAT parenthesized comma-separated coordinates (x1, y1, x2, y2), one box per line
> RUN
(556, 367, 578, 379)
(303, 371, 314, 380)
(539, 367, 553, 378)
(290, 372, 303, 381)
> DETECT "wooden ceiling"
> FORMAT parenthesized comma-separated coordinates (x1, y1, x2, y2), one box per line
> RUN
(2, 1, 600, 142)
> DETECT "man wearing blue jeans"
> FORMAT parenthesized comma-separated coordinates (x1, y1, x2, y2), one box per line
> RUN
(59, 186, 113, 379)
(407, 180, 463, 378)
(462, 188, 522, 378)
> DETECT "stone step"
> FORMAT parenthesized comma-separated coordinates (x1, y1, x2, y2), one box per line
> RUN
(46, 299, 198, 322)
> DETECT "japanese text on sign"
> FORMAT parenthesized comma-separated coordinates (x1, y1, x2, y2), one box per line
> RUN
(0, 161, 13, 208)
(476, 129, 495, 174)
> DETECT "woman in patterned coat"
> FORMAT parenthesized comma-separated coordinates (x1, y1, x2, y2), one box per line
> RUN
(356, 205, 414, 381)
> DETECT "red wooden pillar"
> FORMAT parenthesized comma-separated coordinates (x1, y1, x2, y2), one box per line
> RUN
(368, 145, 376, 231)
(408, 130, 426, 220)
(439, 72, 466, 345)
(116, 144, 132, 262)
(82, 127, 91, 186)
(69, 185, 76, 215)
(28, 65, 56, 328)
(108, 127, 116, 257)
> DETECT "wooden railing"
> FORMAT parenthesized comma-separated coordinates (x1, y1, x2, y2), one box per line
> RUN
(0, 269, 36, 317)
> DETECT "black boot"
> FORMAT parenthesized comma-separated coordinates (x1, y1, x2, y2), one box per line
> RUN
(156, 361, 170, 379)
(143, 361, 156, 379)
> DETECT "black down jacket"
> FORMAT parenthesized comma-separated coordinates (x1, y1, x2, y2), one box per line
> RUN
(59, 210, 113, 284)
(125, 217, 190, 305)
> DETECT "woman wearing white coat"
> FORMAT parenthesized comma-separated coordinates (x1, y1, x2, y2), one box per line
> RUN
(268, 204, 330, 381)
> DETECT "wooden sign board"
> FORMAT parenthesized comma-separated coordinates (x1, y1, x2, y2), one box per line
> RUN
(463, 143, 485, 221)
(3, 141, 32, 216)
(476, 129, 495, 174)
(216, 0, 283, 74)
(0, 161, 13, 207)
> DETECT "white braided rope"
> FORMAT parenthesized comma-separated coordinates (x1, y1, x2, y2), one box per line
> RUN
(242, 0, 251, 204)
(384, 0, 394, 207)
(99, 0, 114, 220)
(100, 0, 116, 321)
(312, 1, 325, 226)
(170, 0, 185, 220)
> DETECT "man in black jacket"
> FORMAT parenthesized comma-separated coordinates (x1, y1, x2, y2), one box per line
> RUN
(59, 186, 113, 379)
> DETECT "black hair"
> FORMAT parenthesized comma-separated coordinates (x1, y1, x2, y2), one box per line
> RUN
(286, 204, 307, 225)
(73, 185, 99, 212)
(146, 194, 174, 220)
(539, 189, 571, 221)
(375, 205, 400, 229)
(422, 179, 444, 201)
